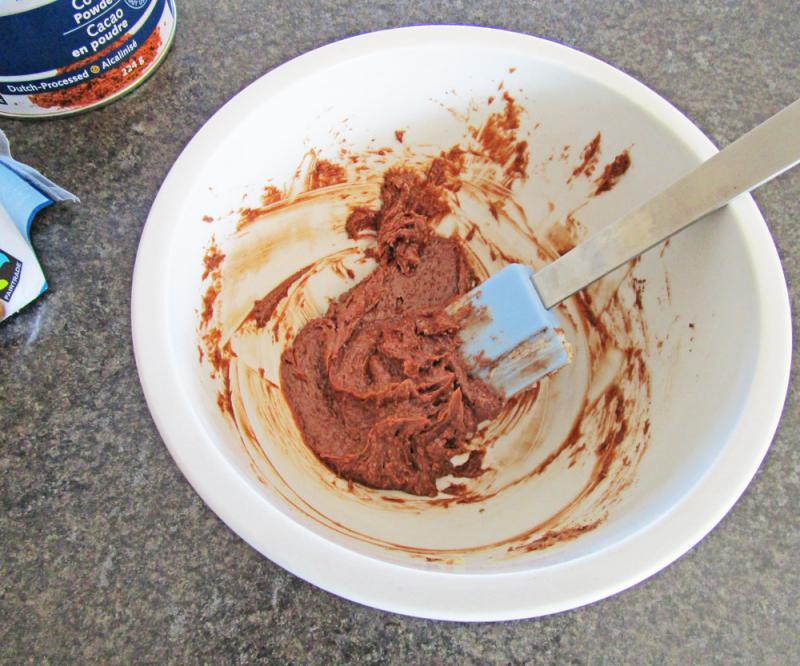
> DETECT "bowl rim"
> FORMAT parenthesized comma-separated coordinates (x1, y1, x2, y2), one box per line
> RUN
(131, 25, 792, 621)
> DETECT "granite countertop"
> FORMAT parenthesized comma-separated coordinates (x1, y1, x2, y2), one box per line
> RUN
(1, 2, 798, 663)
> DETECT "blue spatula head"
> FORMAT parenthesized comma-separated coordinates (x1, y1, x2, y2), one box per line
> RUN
(448, 264, 573, 397)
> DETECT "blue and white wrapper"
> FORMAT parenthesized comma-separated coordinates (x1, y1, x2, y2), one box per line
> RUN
(0, 129, 78, 322)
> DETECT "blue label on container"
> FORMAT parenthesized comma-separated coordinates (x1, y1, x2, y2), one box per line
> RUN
(0, 0, 175, 114)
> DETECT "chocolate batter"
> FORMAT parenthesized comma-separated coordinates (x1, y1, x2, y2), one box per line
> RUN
(280, 162, 504, 496)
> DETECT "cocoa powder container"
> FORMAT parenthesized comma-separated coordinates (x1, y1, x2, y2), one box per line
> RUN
(0, 0, 176, 118)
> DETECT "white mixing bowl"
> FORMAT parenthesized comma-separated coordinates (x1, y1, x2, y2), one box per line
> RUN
(132, 27, 791, 620)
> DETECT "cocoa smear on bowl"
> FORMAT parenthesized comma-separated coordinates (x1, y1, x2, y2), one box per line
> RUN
(197, 88, 651, 558)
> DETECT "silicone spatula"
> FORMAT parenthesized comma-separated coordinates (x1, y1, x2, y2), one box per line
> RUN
(451, 98, 800, 397)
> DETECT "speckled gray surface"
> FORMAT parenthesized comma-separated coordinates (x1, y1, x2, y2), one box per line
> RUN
(1, 1, 798, 663)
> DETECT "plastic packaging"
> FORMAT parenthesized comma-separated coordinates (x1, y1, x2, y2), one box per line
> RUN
(0, 129, 78, 321)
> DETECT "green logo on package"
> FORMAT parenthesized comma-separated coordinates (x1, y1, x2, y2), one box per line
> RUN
(0, 250, 22, 302)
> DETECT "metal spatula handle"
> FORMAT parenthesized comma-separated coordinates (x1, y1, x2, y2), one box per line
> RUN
(533, 98, 800, 309)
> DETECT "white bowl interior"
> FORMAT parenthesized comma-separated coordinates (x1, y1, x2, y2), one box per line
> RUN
(141, 31, 782, 593)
